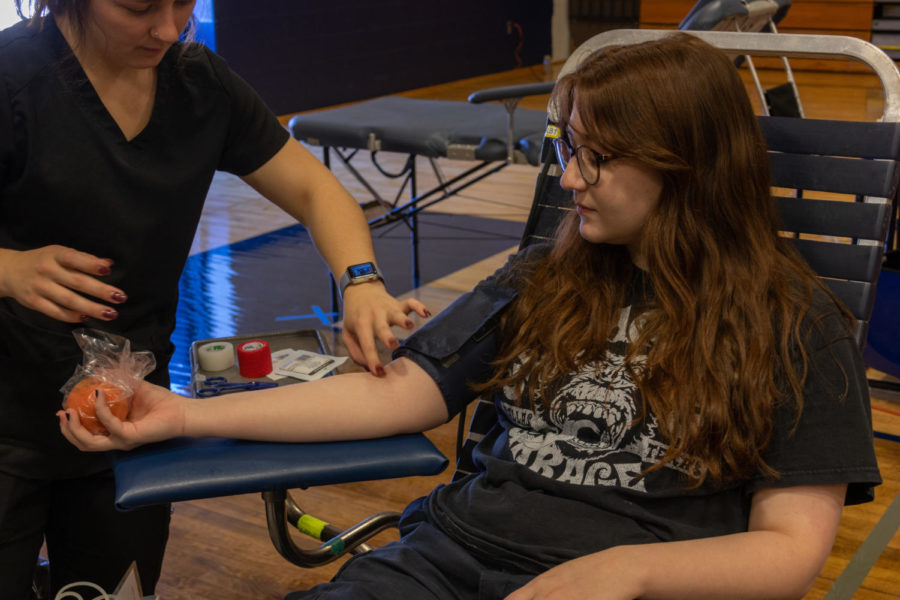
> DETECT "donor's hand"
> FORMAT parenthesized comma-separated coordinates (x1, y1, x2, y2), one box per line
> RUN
(58, 380, 187, 451)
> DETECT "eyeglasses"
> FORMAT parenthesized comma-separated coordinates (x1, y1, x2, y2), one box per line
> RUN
(552, 137, 616, 186)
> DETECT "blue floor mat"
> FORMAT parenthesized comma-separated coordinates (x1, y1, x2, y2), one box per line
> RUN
(864, 266, 900, 380)
(169, 212, 523, 392)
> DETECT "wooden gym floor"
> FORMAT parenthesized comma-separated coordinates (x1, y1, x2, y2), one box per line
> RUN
(148, 62, 900, 599)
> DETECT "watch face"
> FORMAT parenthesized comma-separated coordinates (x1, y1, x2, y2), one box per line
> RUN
(349, 263, 376, 278)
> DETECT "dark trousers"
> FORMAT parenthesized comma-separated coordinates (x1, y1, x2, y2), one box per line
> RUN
(285, 502, 534, 600)
(0, 468, 170, 600)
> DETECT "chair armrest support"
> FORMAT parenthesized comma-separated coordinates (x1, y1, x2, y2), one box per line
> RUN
(468, 82, 553, 162)
(263, 489, 401, 567)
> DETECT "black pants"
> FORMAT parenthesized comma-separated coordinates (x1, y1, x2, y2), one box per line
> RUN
(0, 468, 170, 600)
(285, 501, 534, 600)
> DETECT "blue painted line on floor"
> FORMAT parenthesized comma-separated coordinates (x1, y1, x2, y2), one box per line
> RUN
(874, 430, 900, 444)
(824, 484, 900, 599)
(312, 305, 336, 325)
(275, 305, 338, 326)
(824, 430, 900, 598)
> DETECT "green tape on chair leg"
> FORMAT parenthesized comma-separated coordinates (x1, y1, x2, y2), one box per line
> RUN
(327, 539, 346, 555)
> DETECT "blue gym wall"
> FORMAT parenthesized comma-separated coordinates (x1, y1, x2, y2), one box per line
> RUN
(211, 0, 553, 115)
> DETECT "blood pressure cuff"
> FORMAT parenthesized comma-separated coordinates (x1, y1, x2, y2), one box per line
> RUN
(393, 244, 550, 419)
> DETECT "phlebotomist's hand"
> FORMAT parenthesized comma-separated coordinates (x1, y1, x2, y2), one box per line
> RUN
(0, 245, 127, 323)
(341, 281, 430, 376)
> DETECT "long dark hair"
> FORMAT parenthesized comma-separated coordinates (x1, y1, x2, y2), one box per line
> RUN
(17, 0, 91, 36)
(15, 0, 196, 41)
(477, 33, 853, 487)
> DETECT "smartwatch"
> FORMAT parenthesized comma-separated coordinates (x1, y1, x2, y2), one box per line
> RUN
(339, 262, 384, 297)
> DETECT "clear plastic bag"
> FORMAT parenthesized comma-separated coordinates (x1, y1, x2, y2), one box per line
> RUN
(59, 328, 156, 435)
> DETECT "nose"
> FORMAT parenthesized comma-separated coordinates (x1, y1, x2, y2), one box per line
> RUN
(559, 157, 587, 191)
(151, 4, 182, 43)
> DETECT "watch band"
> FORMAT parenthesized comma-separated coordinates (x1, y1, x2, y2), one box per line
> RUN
(339, 262, 384, 297)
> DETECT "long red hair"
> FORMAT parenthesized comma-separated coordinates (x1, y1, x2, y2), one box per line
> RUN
(478, 34, 852, 486)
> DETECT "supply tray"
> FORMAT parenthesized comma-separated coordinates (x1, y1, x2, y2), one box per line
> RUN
(189, 329, 329, 399)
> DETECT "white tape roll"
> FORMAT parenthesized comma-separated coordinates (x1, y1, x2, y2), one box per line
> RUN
(197, 341, 235, 372)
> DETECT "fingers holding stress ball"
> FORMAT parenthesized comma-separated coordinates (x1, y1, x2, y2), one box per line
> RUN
(63, 377, 130, 435)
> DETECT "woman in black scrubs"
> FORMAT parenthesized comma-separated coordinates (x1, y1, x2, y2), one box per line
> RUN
(0, 1, 426, 596)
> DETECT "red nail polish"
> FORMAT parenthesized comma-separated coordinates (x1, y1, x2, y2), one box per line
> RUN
(101, 308, 118, 320)
(98, 266, 111, 276)
(111, 291, 127, 302)
(79, 314, 90, 322)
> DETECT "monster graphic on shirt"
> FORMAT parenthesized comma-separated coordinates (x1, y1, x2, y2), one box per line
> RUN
(499, 304, 693, 491)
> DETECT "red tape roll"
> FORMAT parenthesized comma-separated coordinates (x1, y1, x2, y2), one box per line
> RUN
(236, 340, 272, 378)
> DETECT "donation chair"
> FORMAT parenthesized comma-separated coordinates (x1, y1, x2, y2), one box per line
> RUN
(110, 31, 900, 590)
(679, 0, 804, 117)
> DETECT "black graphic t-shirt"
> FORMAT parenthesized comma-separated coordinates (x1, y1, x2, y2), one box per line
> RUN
(498, 300, 682, 492)
(397, 245, 881, 575)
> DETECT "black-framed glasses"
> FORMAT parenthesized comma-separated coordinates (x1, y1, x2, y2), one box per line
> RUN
(552, 137, 616, 185)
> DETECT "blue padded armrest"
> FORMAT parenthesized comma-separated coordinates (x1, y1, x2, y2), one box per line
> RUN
(112, 434, 448, 510)
(467, 81, 554, 104)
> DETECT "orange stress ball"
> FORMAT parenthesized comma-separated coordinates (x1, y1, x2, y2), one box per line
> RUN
(64, 377, 130, 435)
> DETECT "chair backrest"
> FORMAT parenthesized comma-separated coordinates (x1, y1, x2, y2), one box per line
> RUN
(453, 29, 900, 480)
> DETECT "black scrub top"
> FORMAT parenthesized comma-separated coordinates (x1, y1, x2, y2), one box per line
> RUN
(0, 18, 290, 477)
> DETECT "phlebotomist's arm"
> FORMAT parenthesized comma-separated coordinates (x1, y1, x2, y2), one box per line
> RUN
(241, 138, 429, 375)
